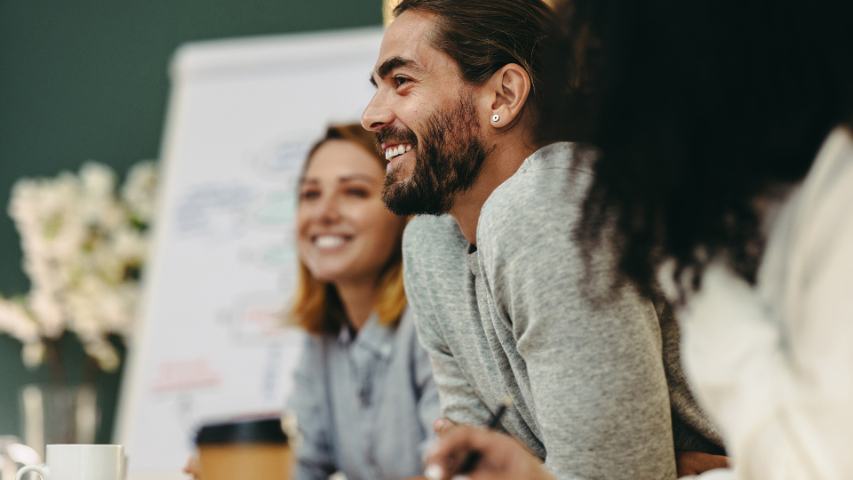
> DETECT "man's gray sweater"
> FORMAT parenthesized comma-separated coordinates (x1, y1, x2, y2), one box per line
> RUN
(404, 143, 683, 479)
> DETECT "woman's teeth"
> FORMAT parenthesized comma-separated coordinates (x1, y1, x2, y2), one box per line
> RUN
(384, 144, 413, 160)
(314, 235, 346, 249)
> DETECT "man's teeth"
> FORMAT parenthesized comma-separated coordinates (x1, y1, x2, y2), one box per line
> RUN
(384, 144, 413, 161)
(314, 235, 346, 249)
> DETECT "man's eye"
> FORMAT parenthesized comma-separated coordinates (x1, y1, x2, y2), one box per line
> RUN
(393, 76, 411, 88)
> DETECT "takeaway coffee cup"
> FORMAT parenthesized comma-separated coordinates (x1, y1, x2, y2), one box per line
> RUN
(16, 444, 125, 480)
(194, 417, 292, 480)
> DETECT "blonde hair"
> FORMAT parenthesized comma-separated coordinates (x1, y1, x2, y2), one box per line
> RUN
(289, 124, 407, 335)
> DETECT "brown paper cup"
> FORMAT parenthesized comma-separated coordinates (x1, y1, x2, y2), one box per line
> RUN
(195, 417, 292, 480)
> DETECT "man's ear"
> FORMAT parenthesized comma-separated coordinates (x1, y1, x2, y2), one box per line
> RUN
(482, 63, 532, 129)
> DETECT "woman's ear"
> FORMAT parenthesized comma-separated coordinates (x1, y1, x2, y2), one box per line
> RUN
(484, 63, 532, 129)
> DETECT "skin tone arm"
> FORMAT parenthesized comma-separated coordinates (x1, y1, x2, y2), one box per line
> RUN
(425, 422, 728, 479)
(424, 425, 553, 480)
(676, 451, 729, 477)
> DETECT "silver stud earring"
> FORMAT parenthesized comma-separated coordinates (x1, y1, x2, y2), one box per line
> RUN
(491, 113, 501, 123)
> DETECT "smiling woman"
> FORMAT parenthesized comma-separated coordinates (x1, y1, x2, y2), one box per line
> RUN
(283, 123, 439, 480)
(292, 124, 405, 334)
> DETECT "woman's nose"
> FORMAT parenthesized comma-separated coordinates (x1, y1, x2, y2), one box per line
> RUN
(317, 194, 342, 223)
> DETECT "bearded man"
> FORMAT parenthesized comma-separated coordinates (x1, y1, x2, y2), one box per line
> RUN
(361, 1, 720, 478)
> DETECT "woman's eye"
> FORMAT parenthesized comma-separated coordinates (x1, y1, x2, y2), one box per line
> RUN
(299, 190, 320, 200)
(345, 188, 369, 198)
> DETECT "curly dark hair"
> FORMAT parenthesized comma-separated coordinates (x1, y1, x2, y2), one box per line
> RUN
(563, 0, 853, 299)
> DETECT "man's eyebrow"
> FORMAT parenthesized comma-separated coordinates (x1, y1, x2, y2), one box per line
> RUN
(369, 56, 419, 86)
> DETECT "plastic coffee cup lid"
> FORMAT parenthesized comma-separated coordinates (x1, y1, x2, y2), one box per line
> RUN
(195, 417, 289, 446)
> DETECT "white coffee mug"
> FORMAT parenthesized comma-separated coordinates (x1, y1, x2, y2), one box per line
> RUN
(16, 444, 125, 480)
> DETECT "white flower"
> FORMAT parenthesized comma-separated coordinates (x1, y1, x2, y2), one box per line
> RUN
(10, 174, 86, 262)
(79, 163, 124, 232)
(22, 253, 75, 295)
(28, 288, 64, 339)
(0, 298, 39, 343)
(64, 284, 101, 339)
(96, 287, 132, 335)
(111, 227, 148, 263)
(1, 159, 158, 370)
(84, 339, 120, 372)
(122, 161, 158, 223)
(90, 247, 124, 284)
(79, 162, 116, 199)
(21, 341, 45, 369)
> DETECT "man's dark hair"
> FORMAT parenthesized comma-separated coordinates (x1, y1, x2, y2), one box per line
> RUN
(565, 0, 853, 299)
(394, 0, 574, 144)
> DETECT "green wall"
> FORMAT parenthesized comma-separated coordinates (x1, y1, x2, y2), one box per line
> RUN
(0, 0, 382, 441)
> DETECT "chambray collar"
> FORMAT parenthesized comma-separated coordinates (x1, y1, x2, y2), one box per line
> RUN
(336, 312, 395, 360)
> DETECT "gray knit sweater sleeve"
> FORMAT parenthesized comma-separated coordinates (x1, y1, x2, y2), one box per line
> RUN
(657, 301, 725, 453)
(402, 218, 493, 428)
(476, 145, 676, 478)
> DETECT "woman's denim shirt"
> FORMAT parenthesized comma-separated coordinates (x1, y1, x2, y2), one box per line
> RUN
(286, 308, 438, 480)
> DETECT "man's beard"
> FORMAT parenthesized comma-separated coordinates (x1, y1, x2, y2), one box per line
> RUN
(380, 95, 487, 215)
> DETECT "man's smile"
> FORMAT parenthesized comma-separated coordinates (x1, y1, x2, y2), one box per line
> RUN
(382, 142, 414, 161)
(383, 143, 414, 173)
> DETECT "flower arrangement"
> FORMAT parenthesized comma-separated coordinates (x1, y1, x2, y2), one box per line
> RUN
(0, 161, 158, 372)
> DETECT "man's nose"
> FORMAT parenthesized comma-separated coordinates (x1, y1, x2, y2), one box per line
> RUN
(362, 91, 394, 132)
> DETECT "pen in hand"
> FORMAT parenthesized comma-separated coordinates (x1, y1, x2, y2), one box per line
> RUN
(453, 397, 512, 476)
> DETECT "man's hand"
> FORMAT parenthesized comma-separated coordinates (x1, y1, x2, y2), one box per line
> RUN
(423, 425, 554, 480)
(676, 451, 729, 476)
(433, 417, 455, 436)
